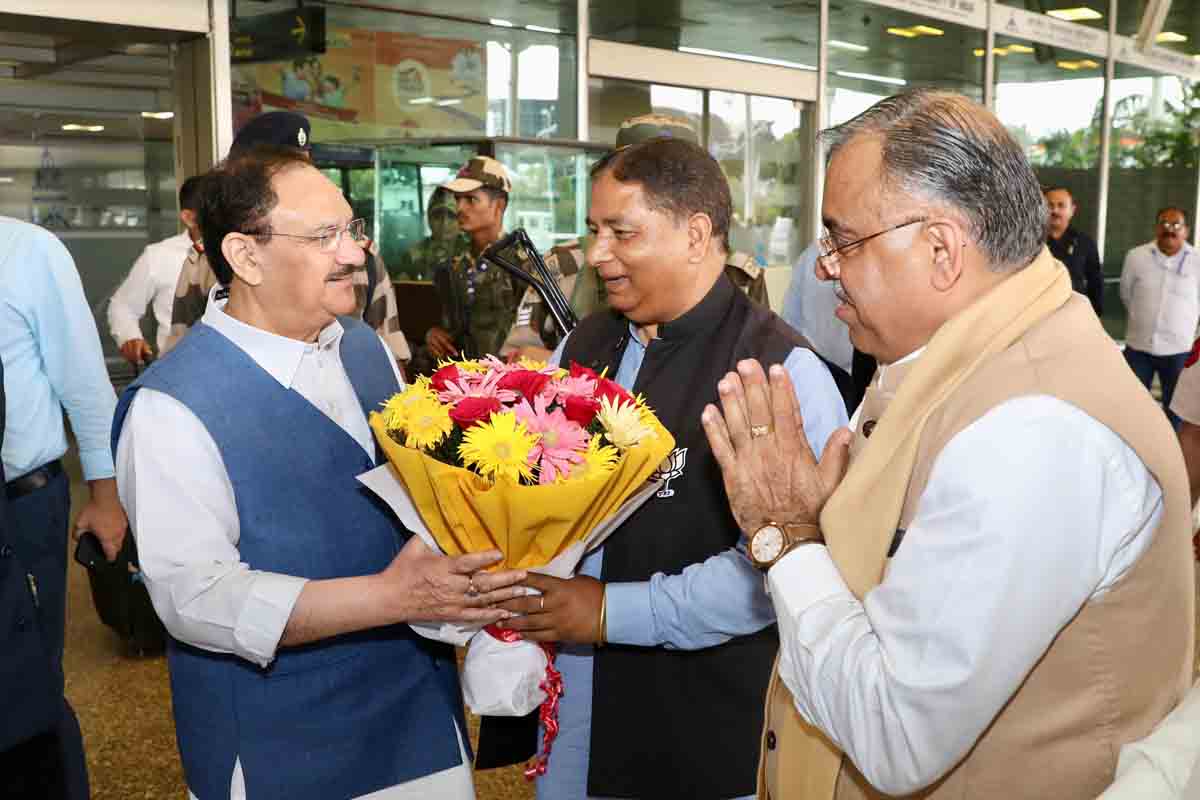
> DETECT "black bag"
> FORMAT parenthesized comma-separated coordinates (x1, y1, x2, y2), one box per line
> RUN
(76, 532, 165, 656)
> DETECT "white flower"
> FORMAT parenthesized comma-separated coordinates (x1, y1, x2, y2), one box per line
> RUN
(596, 395, 654, 450)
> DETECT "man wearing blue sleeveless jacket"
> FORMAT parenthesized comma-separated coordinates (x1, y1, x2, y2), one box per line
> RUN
(112, 148, 526, 800)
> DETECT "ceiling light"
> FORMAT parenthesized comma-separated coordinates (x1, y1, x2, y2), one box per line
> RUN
(973, 48, 985, 56)
(1046, 7, 1103, 21)
(408, 96, 435, 105)
(1056, 60, 1081, 70)
(912, 25, 944, 35)
(829, 39, 869, 52)
(435, 98, 462, 106)
(1008, 43, 1035, 53)
(141, 111, 174, 120)
(0, 177, 14, 184)
(525, 24, 561, 34)
(1079, 59, 1100, 67)
(678, 46, 815, 70)
(1156, 31, 1188, 43)
(61, 123, 105, 132)
(886, 27, 920, 38)
(489, 18, 514, 27)
(835, 70, 907, 86)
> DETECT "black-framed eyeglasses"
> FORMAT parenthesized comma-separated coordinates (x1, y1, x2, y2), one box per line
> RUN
(268, 218, 368, 252)
(1158, 220, 1186, 232)
(818, 217, 927, 271)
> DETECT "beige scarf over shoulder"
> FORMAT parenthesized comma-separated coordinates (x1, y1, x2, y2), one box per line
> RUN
(779, 247, 1073, 798)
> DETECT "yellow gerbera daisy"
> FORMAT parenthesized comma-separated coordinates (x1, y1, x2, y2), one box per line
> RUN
(400, 396, 454, 449)
(570, 435, 620, 481)
(458, 412, 538, 483)
(379, 385, 437, 431)
(440, 357, 488, 373)
(596, 395, 655, 450)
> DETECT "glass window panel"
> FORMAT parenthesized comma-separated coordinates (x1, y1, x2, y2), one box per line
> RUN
(230, 5, 577, 144)
(708, 92, 814, 266)
(827, 0, 984, 126)
(493, 143, 604, 252)
(994, 38, 1106, 322)
(0, 108, 175, 371)
(1104, 62, 1200, 337)
(589, 1, 817, 69)
(376, 143, 475, 278)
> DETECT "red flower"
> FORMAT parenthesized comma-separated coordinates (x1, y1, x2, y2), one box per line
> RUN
(563, 394, 601, 427)
(1187, 337, 1200, 368)
(595, 377, 634, 408)
(498, 370, 552, 401)
(450, 396, 502, 429)
(430, 364, 461, 391)
(569, 362, 601, 383)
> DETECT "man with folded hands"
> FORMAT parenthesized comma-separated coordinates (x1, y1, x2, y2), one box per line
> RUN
(702, 89, 1193, 800)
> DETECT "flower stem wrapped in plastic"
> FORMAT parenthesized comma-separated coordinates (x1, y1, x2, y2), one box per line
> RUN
(358, 357, 675, 777)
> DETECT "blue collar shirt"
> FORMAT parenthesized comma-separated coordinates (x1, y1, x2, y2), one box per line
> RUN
(0, 216, 117, 481)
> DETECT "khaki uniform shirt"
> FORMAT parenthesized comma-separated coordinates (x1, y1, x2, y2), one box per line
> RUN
(163, 248, 411, 362)
(502, 237, 769, 353)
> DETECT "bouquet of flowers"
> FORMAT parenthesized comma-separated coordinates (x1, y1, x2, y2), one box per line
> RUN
(358, 356, 674, 775)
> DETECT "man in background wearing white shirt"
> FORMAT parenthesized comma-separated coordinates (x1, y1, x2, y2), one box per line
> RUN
(112, 148, 525, 800)
(1120, 206, 1199, 430)
(107, 176, 204, 365)
(702, 89, 1193, 799)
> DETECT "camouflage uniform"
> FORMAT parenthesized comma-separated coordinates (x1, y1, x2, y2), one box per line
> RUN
(163, 246, 411, 362)
(432, 155, 530, 359)
(434, 240, 533, 359)
(389, 188, 470, 281)
(503, 237, 769, 353)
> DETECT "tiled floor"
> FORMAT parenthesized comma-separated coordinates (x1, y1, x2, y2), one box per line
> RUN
(61, 454, 533, 800)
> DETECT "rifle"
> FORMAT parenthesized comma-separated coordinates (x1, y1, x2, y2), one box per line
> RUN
(481, 229, 579, 337)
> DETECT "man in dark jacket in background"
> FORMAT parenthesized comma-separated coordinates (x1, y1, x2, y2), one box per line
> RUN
(1045, 186, 1104, 315)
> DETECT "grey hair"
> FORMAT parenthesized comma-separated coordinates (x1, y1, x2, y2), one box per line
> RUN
(822, 89, 1047, 272)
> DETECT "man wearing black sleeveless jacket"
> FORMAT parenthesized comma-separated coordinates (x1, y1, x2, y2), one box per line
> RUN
(497, 138, 847, 799)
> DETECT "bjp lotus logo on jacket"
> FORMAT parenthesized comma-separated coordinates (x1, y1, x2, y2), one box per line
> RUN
(652, 447, 687, 498)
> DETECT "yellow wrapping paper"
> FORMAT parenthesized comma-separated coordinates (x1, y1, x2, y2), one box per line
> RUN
(369, 411, 676, 571)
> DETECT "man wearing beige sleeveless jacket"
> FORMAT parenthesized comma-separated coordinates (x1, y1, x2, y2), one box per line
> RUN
(701, 89, 1195, 800)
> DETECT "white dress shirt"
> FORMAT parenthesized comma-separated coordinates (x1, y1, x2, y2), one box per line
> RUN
(107, 232, 194, 354)
(768, 387, 1162, 795)
(1120, 240, 1200, 355)
(115, 287, 472, 800)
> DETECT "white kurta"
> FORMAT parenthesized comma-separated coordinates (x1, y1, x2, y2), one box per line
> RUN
(768, 354, 1163, 795)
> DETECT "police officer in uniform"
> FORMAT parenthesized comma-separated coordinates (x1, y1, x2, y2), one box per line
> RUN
(389, 186, 469, 280)
(425, 156, 530, 359)
(503, 114, 770, 361)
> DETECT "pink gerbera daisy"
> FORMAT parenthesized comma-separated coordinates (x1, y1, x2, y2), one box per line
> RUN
(514, 396, 589, 484)
(437, 368, 519, 405)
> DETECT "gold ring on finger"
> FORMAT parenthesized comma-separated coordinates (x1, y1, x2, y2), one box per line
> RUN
(539, 595, 545, 612)
(750, 424, 771, 439)
(467, 577, 478, 597)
